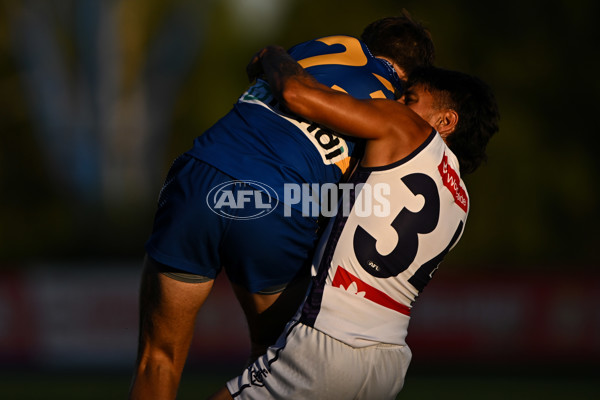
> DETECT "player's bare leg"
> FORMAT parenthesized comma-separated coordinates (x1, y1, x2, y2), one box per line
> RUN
(230, 272, 310, 364)
(129, 256, 214, 400)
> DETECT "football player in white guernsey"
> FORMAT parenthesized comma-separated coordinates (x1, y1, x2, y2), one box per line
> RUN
(130, 14, 438, 400)
(209, 47, 499, 399)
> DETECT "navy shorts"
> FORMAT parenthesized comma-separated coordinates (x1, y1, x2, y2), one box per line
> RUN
(145, 154, 320, 293)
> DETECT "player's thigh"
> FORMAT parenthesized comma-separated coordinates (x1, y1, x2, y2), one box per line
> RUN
(227, 323, 370, 399)
(137, 256, 215, 358)
(222, 197, 319, 294)
(356, 343, 412, 400)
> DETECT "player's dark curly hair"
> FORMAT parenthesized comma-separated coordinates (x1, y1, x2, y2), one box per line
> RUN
(407, 66, 500, 175)
(361, 10, 435, 77)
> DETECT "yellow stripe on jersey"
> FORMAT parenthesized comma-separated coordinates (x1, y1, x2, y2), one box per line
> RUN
(298, 36, 367, 69)
(373, 73, 394, 92)
(335, 155, 360, 178)
(369, 90, 386, 99)
(334, 84, 385, 99)
(335, 157, 351, 176)
(331, 85, 348, 93)
(371, 73, 395, 93)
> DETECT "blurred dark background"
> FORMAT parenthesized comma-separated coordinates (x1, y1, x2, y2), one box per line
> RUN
(0, 0, 598, 398)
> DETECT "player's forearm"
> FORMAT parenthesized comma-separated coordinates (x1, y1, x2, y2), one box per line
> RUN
(259, 46, 423, 141)
(258, 46, 374, 138)
(284, 79, 389, 139)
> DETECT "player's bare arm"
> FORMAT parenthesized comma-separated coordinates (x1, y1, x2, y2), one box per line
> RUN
(250, 45, 433, 165)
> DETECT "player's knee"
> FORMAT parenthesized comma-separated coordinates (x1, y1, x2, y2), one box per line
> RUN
(137, 344, 182, 372)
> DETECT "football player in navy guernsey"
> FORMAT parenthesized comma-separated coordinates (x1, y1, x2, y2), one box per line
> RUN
(208, 46, 499, 399)
(130, 12, 436, 400)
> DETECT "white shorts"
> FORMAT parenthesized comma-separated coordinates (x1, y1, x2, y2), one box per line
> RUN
(226, 321, 412, 400)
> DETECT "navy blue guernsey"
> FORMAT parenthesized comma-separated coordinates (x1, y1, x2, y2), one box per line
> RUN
(187, 35, 402, 213)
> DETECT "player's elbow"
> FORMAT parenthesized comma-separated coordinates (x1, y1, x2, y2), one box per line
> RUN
(280, 77, 326, 120)
(279, 78, 304, 112)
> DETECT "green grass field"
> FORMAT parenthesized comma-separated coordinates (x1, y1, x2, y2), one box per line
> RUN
(1, 368, 597, 399)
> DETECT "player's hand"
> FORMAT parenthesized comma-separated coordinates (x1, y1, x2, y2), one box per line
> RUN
(246, 47, 267, 83)
(246, 45, 287, 83)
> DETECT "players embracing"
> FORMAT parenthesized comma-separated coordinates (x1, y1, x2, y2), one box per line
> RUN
(209, 39, 498, 400)
(129, 11, 499, 400)
(130, 12, 437, 400)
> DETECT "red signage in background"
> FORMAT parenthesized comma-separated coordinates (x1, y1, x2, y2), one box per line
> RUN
(0, 265, 598, 370)
(407, 271, 600, 365)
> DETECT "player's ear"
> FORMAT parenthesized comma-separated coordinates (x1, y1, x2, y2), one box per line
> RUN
(436, 109, 458, 138)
